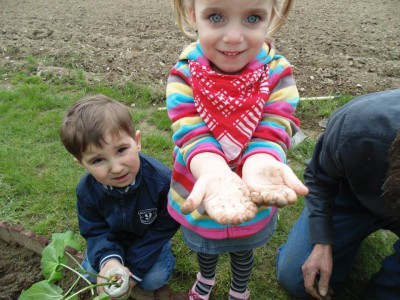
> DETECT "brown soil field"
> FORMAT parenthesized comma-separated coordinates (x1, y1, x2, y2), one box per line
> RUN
(1, 0, 399, 97)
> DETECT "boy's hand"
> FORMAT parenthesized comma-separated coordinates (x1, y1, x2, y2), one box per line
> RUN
(242, 154, 308, 207)
(181, 171, 257, 225)
(97, 259, 134, 295)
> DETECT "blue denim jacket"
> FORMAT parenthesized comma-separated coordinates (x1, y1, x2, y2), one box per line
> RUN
(76, 153, 179, 281)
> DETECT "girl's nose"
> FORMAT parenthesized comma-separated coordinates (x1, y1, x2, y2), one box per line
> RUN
(222, 24, 244, 44)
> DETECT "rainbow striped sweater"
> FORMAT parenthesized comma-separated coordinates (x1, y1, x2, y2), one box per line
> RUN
(166, 42, 300, 239)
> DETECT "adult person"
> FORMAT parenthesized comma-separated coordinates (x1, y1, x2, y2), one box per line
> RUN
(276, 89, 400, 300)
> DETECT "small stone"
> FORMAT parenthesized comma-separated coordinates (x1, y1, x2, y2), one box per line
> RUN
(0, 221, 10, 228)
(318, 119, 328, 128)
(34, 235, 49, 245)
(22, 230, 35, 238)
(11, 224, 24, 233)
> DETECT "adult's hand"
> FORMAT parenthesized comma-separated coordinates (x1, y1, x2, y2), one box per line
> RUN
(302, 244, 333, 299)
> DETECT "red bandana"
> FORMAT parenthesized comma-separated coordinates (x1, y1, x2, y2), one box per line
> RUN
(189, 60, 270, 167)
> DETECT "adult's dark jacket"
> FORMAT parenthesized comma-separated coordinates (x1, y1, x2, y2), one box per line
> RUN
(304, 89, 400, 244)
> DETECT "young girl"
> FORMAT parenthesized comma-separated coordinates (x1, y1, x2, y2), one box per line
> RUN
(166, 0, 308, 299)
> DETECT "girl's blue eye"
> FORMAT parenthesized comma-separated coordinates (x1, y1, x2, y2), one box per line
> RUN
(209, 14, 223, 23)
(247, 15, 259, 23)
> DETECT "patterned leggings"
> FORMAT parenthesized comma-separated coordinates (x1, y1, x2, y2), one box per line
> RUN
(197, 249, 254, 293)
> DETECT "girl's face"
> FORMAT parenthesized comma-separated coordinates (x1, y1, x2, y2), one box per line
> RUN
(78, 130, 142, 188)
(190, 0, 273, 74)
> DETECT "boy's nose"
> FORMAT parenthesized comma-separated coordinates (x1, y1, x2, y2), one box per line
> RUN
(110, 162, 123, 174)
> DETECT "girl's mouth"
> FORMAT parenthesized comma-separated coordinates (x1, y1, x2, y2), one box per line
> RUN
(220, 50, 244, 56)
(219, 51, 244, 57)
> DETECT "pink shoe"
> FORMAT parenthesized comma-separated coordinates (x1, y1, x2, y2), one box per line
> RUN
(188, 272, 216, 300)
(229, 289, 250, 300)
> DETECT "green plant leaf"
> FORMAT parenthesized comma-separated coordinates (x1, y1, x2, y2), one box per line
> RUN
(41, 231, 83, 282)
(94, 292, 111, 300)
(19, 280, 63, 300)
(51, 231, 83, 251)
(41, 238, 68, 282)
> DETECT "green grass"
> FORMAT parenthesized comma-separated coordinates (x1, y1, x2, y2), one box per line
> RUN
(0, 62, 397, 299)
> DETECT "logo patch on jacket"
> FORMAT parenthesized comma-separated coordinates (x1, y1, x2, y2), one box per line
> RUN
(138, 208, 157, 224)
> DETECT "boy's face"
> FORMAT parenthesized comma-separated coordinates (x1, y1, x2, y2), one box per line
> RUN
(78, 130, 142, 188)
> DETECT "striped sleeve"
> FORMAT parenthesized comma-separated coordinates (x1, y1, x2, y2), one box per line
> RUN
(166, 64, 226, 169)
(239, 55, 300, 168)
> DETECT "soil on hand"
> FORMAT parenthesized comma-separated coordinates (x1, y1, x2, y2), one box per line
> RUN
(0, 0, 399, 299)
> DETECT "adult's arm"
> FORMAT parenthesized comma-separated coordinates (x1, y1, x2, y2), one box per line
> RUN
(301, 111, 345, 299)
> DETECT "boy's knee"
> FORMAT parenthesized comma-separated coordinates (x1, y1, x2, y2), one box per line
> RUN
(81, 255, 97, 284)
(139, 270, 172, 291)
(139, 248, 175, 291)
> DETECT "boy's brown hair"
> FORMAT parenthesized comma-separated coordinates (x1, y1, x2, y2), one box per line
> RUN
(60, 94, 135, 161)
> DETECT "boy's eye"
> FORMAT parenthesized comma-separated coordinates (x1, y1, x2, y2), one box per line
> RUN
(91, 158, 103, 164)
(117, 147, 128, 154)
(246, 15, 260, 24)
(209, 14, 223, 23)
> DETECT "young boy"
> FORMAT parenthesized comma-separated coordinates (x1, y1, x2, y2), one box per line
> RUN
(60, 94, 179, 294)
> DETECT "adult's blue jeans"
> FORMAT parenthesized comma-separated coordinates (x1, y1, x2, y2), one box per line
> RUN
(81, 241, 175, 291)
(276, 193, 400, 300)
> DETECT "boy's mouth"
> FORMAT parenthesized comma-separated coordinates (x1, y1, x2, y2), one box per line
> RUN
(114, 173, 129, 181)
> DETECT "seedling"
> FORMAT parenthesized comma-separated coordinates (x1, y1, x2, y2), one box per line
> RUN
(18, 231, 124, 300)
